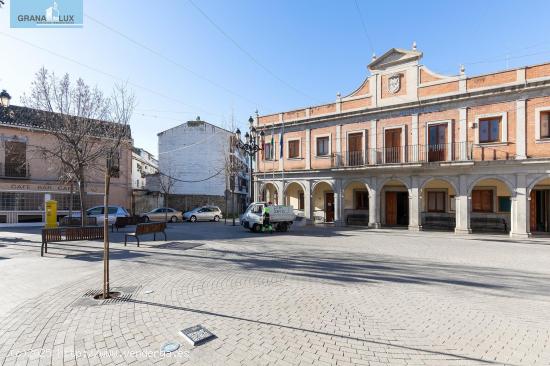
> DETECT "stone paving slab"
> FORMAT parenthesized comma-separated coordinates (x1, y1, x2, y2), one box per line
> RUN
(0, 224, 550, 365)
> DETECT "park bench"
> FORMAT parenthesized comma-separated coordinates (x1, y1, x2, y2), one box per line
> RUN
(422, 213, 455, 230)
(124, 222, 167, 247)
(41, 226, 103, 256)
(111, 215, 145, 232)
(471, 216, 508, 233)
(59, 216, 97, 227)
(346, 214, 369, 226)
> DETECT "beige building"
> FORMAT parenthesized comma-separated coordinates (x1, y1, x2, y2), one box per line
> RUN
(254, 45, 550, 237)
(0, 104, 132, 225)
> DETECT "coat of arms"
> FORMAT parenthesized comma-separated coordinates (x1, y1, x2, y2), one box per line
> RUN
(388, 74, 401, 94)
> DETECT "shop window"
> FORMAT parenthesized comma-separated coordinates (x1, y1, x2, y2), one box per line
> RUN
(316, 136, 330, 156)
(427, 191, 446, 212)
(472, 189, 493, 212)
(355, 191, 369, 210)
(288, 140, 300, 159)
(0, 215, 6, 223)
(18, 214, 43, 223)
(479, 117, 501, 143)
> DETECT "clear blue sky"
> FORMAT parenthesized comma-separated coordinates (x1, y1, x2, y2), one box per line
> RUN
(1, 0, 550, 156)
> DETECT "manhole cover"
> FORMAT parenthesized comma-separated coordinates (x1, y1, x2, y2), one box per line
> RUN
(180, 325, 216, 346)
(161, 342, 180, 353)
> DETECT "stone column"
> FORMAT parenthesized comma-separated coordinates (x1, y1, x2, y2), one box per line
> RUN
(459, 107, 468, 160)
(305, 128, 311, 170)
(408, 176, 422, 231)
(370, 120, 377, 164)
(454, 175, 471, 234)
(303, 180, 312, 224)
(411, 114, 419, 162)
(333, 179, 343, 226)
(510, 174, 530, 238)
(368, 179, 381, 228)
(516, 100, 527, 160)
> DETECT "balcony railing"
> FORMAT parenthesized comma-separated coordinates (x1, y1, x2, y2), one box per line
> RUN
(0, 162, 31, 179)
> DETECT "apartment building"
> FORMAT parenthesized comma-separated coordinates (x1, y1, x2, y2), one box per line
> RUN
(157, 118, 249, 213)
(132, 147, 158, 189)
(0, 102, 133, 225)
(254, 45, 550, 237)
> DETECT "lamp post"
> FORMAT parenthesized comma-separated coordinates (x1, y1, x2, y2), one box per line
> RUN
(0, 90, 11, 107)
(235, 115, 264, 204)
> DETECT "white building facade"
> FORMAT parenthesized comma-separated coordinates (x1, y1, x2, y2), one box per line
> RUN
(131, 147, 158, 189)
(157, 118, 249, 212)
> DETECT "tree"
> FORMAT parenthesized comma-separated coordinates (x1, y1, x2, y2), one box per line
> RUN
(21, 67, 133, 227)
(159, 168, 176, 221)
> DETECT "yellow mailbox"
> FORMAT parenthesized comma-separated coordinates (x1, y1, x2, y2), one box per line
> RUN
(45, 200, 58, 228)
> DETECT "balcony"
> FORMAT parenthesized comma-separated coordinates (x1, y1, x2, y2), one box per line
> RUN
(331, 142, 513, 168)
(0, 162, 31, 179)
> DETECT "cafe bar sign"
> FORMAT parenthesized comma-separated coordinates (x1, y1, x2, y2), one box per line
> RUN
(0, 182, 102, 193)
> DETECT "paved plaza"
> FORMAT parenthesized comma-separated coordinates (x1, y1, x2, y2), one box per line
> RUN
(0, 223, 550, 365)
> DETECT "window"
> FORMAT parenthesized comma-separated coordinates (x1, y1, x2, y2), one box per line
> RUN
(498, 196, 511, 212)
(427, 191, 446, 212)
(4, 141, 27, 177)
(316, 136, 329, 156)
(264, 143, 274, 160)
(479, 117, 500, 143)
(88, 207, 103, 215)
(541, 112, 550, 139)
(288, 140, 300, 159)
(298, 192, 305, 210)
(472, 189, 493, 212)
(355, 191, 369, 210)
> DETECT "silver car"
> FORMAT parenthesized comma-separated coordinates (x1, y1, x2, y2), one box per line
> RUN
(141, 207, 181, 223)
(73, 205, 130, 225)
(183, 206, 223, 222)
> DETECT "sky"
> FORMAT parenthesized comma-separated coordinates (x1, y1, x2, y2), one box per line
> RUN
(1, 0, 550, 157)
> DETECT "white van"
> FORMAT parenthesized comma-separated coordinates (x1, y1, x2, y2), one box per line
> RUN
(241, 202, 296, 232)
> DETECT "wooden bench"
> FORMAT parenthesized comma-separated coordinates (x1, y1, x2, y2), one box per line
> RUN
(111, 216, 145, 232)
(124, 222, 167, 247)
(346, 214, 369, 226)
(41, 226, 103, 256)
(422, 213, 455, 230)
(471, 216, 508, 233)
(59, 216, 97, 227)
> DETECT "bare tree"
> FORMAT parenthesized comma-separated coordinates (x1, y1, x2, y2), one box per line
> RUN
(159, 168, 176, 221)
(22, 67, 113, 225)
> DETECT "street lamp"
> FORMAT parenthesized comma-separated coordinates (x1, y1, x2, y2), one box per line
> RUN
(0, 90, 11, 107)
(235, 115, 264, 203)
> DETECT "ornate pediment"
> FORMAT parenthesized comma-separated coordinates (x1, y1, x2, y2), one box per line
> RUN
(368, 48, 423, 72)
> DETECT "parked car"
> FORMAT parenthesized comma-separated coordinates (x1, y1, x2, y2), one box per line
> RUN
(183, 206, 223, 222)
(141, 207, 181, 223)
(73, 205, 130, 225)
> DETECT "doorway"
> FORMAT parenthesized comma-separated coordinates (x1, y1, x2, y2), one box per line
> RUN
(531, 190, 550, 233)
(325, 192, 335, 222)
(385, 128, 402, 163)
(385, 191, 409, 226)
(428, 124, 447, 162)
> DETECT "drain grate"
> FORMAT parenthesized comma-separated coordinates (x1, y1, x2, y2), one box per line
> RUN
(69, 286, 140, 307)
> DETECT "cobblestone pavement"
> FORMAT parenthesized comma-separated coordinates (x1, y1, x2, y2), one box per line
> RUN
(1, 223, 550, 365)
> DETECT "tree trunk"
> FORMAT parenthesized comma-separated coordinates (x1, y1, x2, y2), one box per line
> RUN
(103, 172, 111, 299)
(78, 179, 87, 227)
(69, 182, 74, 219)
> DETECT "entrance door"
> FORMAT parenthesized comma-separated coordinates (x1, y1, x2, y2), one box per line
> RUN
(532, 190, 550, 232)
(348, 133, 363, 166)
(325, 192, 335, 222)
(396, 192, 409, 225)
(385, 192, 397, 225)
(428, 124, 447, 162)
(385, 128, 402, 163)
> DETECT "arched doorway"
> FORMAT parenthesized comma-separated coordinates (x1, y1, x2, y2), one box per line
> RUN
(529, 177, 550, 234)
(285, 182, 305, 213)
(343, 181, 369, 226)
(381, 179, 409, 226)
(312, 181, 334, 223)
(261, 183, 278, 204)
(421, 178, 457, 231)
(469, 177, 512, 233)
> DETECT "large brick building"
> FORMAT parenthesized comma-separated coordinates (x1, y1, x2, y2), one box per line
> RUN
(254, 45, 550, 237)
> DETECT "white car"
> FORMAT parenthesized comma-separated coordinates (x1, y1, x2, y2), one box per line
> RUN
(73, 205, 130, 225)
